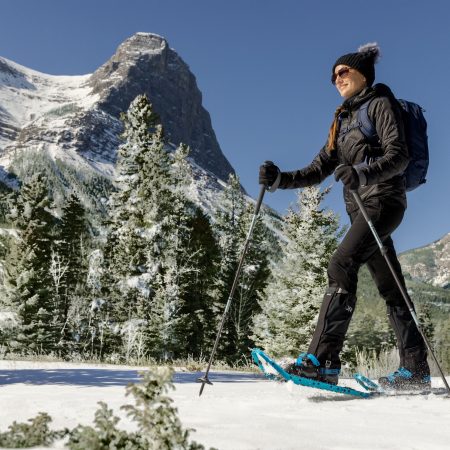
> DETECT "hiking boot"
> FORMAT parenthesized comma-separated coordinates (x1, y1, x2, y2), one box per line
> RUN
(282, 353, 339, 385)
(378, 367, 431, 391)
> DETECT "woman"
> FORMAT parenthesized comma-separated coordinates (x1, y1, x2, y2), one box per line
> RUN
(259, 43, 430, 390)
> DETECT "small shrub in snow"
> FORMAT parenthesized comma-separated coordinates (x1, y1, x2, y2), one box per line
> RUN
(67, 402, 131, 449)
(0, 412, 66, 448)
(0, 367, 212, 449)
(68, 366, 208, 449)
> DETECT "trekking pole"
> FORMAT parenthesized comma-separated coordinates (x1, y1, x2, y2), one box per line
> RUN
(351, 190, 450, 394)
(197, 184, 267, 396)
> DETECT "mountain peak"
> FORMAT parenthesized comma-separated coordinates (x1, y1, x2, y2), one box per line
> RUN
(0, 32, 235, 185)
(89, 32, 234, 182)
(123, 32, 167, 49)
(115, 33, 169, 59)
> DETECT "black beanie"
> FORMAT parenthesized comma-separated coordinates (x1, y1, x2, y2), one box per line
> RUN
(332, 43, 381, 86)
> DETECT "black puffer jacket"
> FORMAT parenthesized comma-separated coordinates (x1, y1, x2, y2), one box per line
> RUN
(279, 84, 409, 214)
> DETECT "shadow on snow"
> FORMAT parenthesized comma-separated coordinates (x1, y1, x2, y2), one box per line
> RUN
(0, 368, 262, 387)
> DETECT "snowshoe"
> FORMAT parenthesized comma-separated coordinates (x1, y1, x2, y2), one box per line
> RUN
(282, 352, 339, 386)
(378, 367, 431, 391)
(252, 348, 372, 398)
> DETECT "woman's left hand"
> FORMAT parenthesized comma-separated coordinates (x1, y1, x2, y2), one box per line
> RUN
(334, 164, 360, 190)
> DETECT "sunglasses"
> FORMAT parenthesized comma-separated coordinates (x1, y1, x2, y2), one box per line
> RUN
(331, 67, 351, 84)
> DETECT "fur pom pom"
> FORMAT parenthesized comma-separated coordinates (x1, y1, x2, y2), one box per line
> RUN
(357, 42, 381, 63)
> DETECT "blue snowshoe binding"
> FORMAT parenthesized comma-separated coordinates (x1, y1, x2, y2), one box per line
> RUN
(378, 367, 431, 391)
(283, 352, 340, 385)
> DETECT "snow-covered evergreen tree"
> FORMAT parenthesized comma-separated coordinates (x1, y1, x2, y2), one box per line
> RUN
(77, 248, 113, 358)
(54, 193, 90, 348)
(176, 208, 220, 357)
(104, 94, 215, 360)
(418, 302, 434, 345)
(252, 186, 342, 358)
(5, 173, 59, 352)
(214, 174, 272, 361)
(434, 317, 450, 372)
(103, 95, 170, 357)
(171, 151, 222, 358)
(0, 186, 17, 306)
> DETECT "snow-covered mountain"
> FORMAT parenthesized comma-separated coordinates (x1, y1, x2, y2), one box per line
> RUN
(399, 232, 450, 289)
(0, 32, 235, 188)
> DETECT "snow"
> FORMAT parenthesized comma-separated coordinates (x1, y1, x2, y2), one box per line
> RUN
(0, 360, 449, 450)
(135, 31, 164, 39)
(0, 56, 99, 171)
(0, 312, 19, 329)
(0, 228, 19, 238)
(0, 56, 95, 127)
(125, 273, 152, 297)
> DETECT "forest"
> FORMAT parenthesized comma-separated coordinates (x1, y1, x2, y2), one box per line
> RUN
(0, 94, 449, 372)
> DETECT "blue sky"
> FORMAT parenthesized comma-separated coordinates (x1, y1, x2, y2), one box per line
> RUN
(1, 0, 449, 252)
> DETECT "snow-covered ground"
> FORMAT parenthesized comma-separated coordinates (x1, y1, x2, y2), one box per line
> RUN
(0, 360, 449, 450)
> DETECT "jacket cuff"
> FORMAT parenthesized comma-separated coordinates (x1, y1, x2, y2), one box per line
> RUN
(355, 167, 368, 187)
(268, 171, 281, 192)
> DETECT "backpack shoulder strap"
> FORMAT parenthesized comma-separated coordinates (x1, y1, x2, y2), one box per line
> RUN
(357, 99, 378, 142)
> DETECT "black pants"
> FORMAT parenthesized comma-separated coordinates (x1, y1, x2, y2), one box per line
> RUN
(328, 197, 406, 299)
(308, 197, 428, 371)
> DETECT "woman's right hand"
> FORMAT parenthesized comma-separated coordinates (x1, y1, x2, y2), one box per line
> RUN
(259, 161, 280, 188)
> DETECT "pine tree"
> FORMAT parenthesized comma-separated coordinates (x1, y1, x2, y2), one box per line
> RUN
(156, 144, 194, 358)
(434, 317, 450, 372)
(214, 174, 272, 361)
(175, 207, 220, 358)
(229, 200, 272, 359)
(104, 94, 210, 360)
(102, 95, 166, 358)
(81, 248, 115, 359)
(252, 186, 342, 358)
(0, 189, 17, 308)
(5, 173, 58, 353)
(419, 302, 434, 344)
(53, 193, 90, 348)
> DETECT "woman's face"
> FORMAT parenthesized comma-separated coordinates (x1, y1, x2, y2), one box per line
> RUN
(333, 64, 367, 99)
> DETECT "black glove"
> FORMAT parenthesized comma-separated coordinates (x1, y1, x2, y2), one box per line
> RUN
(334, 164, 360, 190)
(259, 161, 280, 188)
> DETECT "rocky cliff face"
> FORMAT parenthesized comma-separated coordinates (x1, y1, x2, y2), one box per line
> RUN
(89, 33, 234, 181)
(399, 233, 450, 289)
(0, 32, 235, 184)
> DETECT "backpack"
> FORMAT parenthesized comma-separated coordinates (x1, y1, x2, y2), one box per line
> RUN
(357, 98, 429, 192)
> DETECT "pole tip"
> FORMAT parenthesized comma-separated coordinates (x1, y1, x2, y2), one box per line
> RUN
(197, 375, 213, 396)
